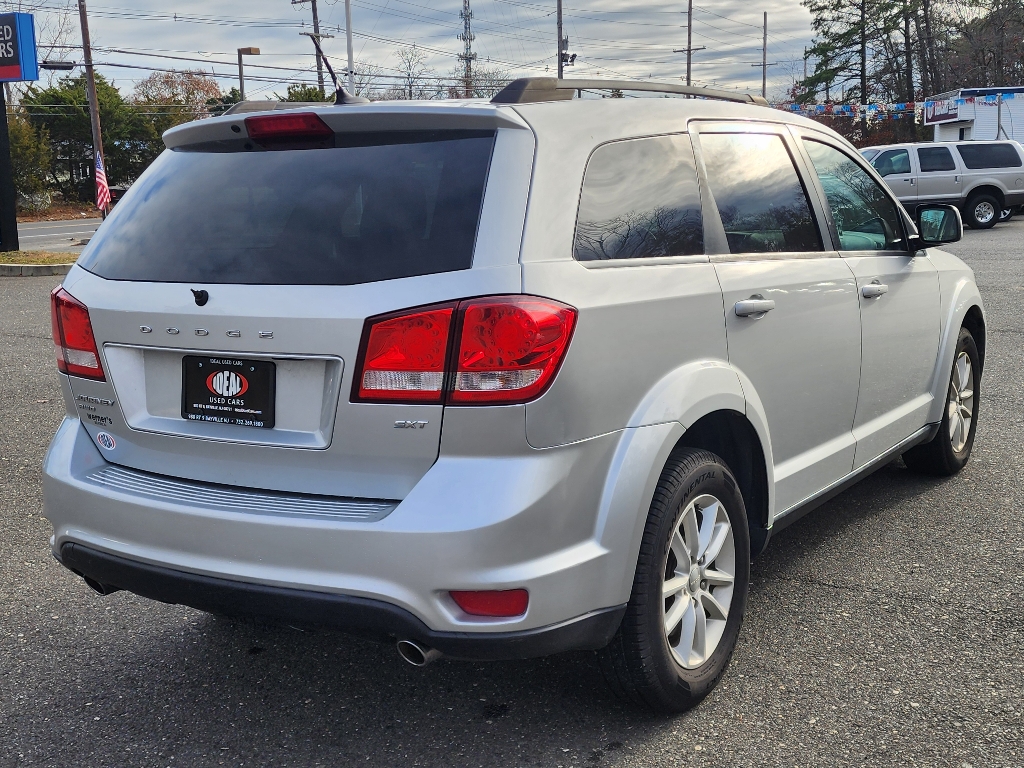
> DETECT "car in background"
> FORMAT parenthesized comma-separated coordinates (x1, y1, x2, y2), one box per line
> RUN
(861, 140, 1024, 228)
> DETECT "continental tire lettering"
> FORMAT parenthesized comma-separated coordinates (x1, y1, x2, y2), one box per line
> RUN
(685, 470, 716, 497)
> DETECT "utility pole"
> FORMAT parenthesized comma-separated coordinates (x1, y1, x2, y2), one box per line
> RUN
(344, 0, 355, 93)
(860, 0, 867, 131)
(761, 12, 767, 99)
(77, 0, 107, 213)
(556, 0, 564, 79)
(748, 12, 777, 99)
(672, 0, 705, 87)
(458, 0, 476, 97)
(292, 0, 328, 96)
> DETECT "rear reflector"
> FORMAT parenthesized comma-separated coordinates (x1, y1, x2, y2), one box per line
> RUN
(352, 296, 576, 406)
(356, 304, 455, 403)
(50, 286, 105, 380)
(449, 589, 529, 617)
(244, 112, 334, 149)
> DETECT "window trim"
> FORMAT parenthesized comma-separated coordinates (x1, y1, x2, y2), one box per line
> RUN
(792, 127, 912, 254)
(689, 120, 834, 262)
(571, 131, 710, 267)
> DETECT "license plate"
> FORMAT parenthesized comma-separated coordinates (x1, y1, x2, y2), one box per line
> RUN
(181, 356, 276, 429)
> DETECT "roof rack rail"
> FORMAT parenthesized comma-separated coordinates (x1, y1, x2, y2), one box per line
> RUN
(491, 78, 769, 106)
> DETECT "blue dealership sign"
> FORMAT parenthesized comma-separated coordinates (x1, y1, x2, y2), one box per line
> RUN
(0, 13, 38, 83)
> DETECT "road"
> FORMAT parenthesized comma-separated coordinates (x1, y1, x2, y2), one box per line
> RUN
(15, 219, 102, 253)
(1, 226, 1021, 767)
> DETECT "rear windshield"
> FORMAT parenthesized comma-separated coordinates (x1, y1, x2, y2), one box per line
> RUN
(77, 131, 495, 285)
(956, 143, 1022, 170)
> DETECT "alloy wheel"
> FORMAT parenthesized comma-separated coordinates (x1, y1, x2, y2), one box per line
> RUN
(662, 494, 736, 669)
(975, 201, 996, 224)
(948, 351, 975, 453)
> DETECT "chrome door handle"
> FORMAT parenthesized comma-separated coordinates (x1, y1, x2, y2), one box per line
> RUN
(861, 282, 889, 298)
(734, 298, 776, 317)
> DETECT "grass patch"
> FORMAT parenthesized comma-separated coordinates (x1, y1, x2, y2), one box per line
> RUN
(0, 250, 78, 265)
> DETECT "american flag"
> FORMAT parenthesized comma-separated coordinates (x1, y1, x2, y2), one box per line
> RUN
(94, 153, 111, 211)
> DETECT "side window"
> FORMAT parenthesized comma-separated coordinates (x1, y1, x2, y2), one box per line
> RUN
(956, 143, 1023, 169)
(917, 146, 956, 172)
(803, 140, 907, 252)
(574, 135, 703, 261)
(871, 148, 912, 177)
(699, 132, 822, 254)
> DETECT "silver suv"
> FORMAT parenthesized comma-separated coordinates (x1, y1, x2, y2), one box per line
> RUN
(44, 79, 984, 712)
(862, 140, 1024, 228)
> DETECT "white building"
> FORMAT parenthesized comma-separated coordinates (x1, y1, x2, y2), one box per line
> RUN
(924, 86, 1024, 141)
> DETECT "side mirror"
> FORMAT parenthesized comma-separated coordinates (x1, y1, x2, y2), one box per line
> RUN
(911, 204, 962, 250)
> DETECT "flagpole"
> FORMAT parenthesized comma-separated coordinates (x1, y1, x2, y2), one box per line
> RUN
(77, 0, 108, 214)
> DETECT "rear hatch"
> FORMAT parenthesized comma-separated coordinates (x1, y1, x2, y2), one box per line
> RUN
(61, 104, 534, 499)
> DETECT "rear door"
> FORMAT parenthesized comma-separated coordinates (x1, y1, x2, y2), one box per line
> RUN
(799, 134, 940, 468)
(695, 123, 862, 515)
(915, 145, 963, 205)
(871, 147, 919, 208)
(63, 117, 533, 500)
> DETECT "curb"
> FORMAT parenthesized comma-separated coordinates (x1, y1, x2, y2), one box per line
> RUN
(0, 263, 75, 277)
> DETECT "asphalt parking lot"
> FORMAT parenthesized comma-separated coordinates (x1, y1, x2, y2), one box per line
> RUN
(2, 225, 1022, 767)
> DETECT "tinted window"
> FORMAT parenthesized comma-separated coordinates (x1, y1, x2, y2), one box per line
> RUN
(872, 149, 912, 176)
(956, 143, 1023, 169)
(78, 131, 495, 285)
(700, 132, 822, 253)
(804, 140, 907, 252)
(574, 135, 703, 261)
(917, 146, 956, 172)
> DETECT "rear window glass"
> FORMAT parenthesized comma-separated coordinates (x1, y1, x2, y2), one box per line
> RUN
(956, 143, 1022, 169)
(574, 134, 703, 261)
(699, 132, 822, 253)
(917, 146, 956, 172)
(77, 131, 495, 285)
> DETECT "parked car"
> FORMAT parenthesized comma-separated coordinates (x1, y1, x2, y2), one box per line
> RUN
(861, 139, 1024, 228)
(45, 79, 984, 713)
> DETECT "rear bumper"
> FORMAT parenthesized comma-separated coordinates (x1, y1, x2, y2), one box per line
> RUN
(58, 542, 625, 659)
(44, 416, 633, 646)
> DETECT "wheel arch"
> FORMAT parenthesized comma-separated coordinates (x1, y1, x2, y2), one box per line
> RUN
(674, 410, 772, 557)
(928, 276, 986, 424)
(964, 184, 1005, 209)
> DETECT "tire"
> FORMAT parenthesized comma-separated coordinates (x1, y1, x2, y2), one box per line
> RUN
(999, 207, 1014, 223)
(964, 194, 1000, 229)
(903, 327, 980, 476)
(598, 448, 750, 713)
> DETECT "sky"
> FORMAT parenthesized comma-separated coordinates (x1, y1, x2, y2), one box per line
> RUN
(11, 0, 816, 101)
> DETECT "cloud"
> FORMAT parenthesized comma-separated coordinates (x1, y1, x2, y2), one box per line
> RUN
(27, 0, 813, 99)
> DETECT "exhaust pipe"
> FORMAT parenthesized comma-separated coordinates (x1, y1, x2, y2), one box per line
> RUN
(82, 575, 120, 596)
(396, 639, 443, 667)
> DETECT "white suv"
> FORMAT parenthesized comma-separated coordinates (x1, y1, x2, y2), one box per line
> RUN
(44, 78, 984, 712)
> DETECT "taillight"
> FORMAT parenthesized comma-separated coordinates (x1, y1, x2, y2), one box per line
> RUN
(244, 112, 334, 149)
(352, 296, 576, 406)
(450, 296, 576, 404)
(355, 304, 456, 403)
(450, 589, 529, 617)
(50, 287, 105, 380)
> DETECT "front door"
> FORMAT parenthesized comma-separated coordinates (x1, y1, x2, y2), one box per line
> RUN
(915, 145, 963, 205)
(801, 137, 941, 468)
(871, 147, 919, 208)
(696, 126, 862, 515)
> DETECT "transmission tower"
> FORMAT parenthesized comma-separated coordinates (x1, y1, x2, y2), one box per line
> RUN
(458, 0, 477, 97)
